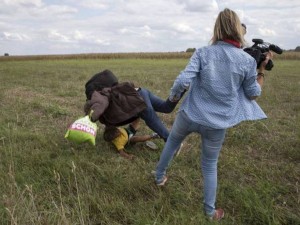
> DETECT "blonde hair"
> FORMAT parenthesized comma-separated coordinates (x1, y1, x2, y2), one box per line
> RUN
(211, 8, 245, 46)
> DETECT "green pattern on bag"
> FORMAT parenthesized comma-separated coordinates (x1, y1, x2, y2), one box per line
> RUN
(65, 115, 98, 146)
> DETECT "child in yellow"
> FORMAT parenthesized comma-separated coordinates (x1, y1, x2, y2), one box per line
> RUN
(103, 118, 159, 159)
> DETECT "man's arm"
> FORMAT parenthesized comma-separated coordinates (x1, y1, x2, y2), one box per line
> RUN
(86, 91, 109, 122)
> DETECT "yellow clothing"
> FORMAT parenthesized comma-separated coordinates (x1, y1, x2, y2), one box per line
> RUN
(111, 128, 129, 151)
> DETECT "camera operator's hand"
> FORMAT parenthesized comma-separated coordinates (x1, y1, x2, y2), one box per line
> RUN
(258, 51, 273, 72)
(254, 51, 273, 93)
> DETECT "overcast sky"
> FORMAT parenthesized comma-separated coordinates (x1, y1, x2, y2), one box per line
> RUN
(0, 0, 299, 55)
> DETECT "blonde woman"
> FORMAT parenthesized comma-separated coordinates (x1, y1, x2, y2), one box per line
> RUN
(154, 8, 272, 221)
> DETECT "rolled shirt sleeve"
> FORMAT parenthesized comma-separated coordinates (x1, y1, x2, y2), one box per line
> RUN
(242, 59, 262, 98)
(170, 50, 201, 99)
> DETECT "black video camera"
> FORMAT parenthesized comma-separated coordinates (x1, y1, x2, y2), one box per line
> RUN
(244, 39, 283, 71)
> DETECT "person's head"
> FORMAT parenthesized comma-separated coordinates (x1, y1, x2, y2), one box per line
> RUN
(103, 126, 121, 142)
(211, 8, 245, 46)
(241, 23, 247, 35)
(85, 69, 119, 100)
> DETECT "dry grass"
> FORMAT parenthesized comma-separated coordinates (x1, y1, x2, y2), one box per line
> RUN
(0, 57, 299, 224)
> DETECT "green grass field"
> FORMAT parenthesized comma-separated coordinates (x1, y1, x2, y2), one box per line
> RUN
(0, 56, 299, 225)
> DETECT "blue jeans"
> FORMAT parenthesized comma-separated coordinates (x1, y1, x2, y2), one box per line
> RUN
(155, 110, 226, 216)
(138, 88, 178, 141)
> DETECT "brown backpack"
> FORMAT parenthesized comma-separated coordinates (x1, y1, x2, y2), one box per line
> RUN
(99, 82, 147, 126)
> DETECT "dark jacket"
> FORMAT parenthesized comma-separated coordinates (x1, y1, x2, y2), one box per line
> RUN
(84, 82, 147, 126)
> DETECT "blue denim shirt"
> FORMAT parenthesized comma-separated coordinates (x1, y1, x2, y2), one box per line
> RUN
(170, 41, 267, 129)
